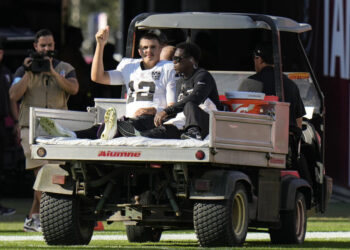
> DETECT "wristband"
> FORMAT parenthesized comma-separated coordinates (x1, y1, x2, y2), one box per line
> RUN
(164, 107, 172, 115)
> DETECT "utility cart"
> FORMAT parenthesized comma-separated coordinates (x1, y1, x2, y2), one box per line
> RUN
(30, 12, 332, 247)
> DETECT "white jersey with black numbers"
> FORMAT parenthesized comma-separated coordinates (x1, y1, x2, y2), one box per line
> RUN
(108, 58, 176, 118)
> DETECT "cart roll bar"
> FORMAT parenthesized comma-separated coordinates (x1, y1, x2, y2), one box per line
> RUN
(297, 35, 324, 113)
(125, 13, 152, 58)
(249, 15, 285, 102)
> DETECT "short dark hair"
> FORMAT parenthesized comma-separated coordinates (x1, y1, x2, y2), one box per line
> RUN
(176, 42, 201, 62)
(35, 29, 53, 43)
(147, 29, 168, 45)
(138, 32, 161, 47)
(254, 42, 273, 64)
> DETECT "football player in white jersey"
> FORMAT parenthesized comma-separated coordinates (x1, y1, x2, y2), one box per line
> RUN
(90, 26, 176, 139)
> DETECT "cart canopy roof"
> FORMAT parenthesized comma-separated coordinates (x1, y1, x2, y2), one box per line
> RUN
(135, 12, 311, 33)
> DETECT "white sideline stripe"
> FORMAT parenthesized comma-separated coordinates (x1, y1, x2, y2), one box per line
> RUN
(0, 232, 350, 241)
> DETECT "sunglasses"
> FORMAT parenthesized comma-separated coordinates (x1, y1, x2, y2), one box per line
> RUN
(172, 56, 187, 63)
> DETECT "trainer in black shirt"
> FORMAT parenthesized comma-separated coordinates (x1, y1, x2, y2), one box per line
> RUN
(240, 42, 306, 129)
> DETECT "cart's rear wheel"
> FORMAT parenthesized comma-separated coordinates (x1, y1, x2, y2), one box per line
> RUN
(194, 183, 249, 247)
(40, 192, 95, 245)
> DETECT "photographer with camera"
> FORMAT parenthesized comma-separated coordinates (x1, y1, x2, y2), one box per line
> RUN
(9, 29, 79, 232)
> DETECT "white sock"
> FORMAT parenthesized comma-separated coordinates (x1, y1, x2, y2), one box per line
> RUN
(31, 213, 40, 220)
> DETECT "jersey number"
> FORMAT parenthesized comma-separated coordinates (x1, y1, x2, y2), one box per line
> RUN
(127, 81, 156, 103)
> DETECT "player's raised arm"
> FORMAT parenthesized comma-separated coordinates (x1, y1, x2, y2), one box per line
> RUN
(91, 26, 112, 85)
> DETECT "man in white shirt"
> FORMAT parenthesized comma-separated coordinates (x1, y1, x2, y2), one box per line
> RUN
(89, 26, 176, 139)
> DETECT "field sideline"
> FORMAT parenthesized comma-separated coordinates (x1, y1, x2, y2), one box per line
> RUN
(0, 198, 349, 249)
(1, 231, 350, 241)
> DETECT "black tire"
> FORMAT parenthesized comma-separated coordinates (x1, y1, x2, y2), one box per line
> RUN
(269, 192, 307, 244)
(125, 191, 162, 243)
(194, 183, 249, 247)
(126, 225, 162, 242)
(40, 192, 95, 245)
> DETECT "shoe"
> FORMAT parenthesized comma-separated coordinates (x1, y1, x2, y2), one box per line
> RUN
(100, 107, 117, 140)
(181, 127, 202, 140)
(0, 206, 16, 216)
(117, 120, 141, 137)
(23, 214, 42, 232)
(39, 117, 76, 138)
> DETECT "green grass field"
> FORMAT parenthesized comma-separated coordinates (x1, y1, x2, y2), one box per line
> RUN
(0, 198, 349, 249)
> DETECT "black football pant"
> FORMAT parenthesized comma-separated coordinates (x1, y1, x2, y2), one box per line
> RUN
(141, 101, 210, 139)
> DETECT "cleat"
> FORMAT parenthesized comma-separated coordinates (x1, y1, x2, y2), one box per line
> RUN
(117, 120, 141, 137)
(181, 126, 202, 140)
(0, 206, 16, 216)
(100, 107, 117, 140)
(39, 117, 76, 138)
(23, 215, 42, 232)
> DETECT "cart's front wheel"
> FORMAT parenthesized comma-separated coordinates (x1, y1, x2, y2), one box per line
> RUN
(126, 225, 162, 242)
(269, 191, 307, 244)
(125, 191, 162, 243)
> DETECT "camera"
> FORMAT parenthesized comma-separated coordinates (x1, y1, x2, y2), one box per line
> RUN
(27, 50, 55, 73)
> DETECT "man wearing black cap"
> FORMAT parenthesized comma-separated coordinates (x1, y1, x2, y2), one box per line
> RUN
(240, 42, 306, 129)
(239, 42, 307, 174)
